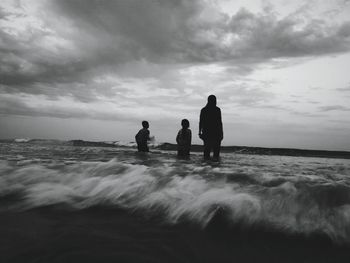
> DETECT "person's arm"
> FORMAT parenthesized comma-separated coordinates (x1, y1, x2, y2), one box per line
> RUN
(146, 130, 151, 141)
(218, 108, 223, 141)
(199, 109, 203, 137)
(189, 129, 192, 145)
(176, 130, 180, 144)
(135, 130, 140, 142)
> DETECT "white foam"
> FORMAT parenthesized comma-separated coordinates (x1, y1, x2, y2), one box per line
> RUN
(1, 157, 350, 243)
(14, 138, 31, 143)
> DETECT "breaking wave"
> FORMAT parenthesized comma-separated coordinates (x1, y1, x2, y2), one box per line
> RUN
(1, 157, 350, 244)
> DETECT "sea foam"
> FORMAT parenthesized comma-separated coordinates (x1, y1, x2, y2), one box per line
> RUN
(1, 154, 350, 244)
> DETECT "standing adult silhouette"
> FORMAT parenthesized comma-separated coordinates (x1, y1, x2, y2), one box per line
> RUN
(199, 95, 223, 160)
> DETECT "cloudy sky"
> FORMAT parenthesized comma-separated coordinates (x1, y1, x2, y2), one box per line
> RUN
(1, 0, 350, 150)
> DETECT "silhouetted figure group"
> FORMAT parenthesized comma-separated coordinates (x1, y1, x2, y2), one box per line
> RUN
(135, 95, 223, 160)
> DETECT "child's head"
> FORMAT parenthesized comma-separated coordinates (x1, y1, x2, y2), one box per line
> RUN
(142, 120, 149, 129)
(181, 119, 189, 129)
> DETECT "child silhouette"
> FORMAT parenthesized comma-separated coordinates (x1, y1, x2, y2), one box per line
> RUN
(176, 119, 191, 157)
(135, 121, 151, 152)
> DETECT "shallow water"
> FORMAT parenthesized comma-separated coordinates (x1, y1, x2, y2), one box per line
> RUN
(1, 142, 350, 262)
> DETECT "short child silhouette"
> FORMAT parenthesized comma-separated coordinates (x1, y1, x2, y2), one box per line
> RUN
(176, 119, 191, 157)
(135, 121, 151, 152)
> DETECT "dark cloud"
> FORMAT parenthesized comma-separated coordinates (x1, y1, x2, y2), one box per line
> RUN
(48, 1, 350, 63)
(337, 84, 350, 92)
(1, 0, 350, 99)
(0, 95, 94, 119)
(0, 0, 350, 131)
(319, 105, 350, 112)
(49, 0, 204, 61)
(288, 110, 324, 118)
(0, 95, 136, 121)
(308, 100, 320, 104)
(228, 9, 350, 59)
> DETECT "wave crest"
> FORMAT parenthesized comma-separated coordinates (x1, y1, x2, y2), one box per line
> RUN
(1, 158, 350, 243)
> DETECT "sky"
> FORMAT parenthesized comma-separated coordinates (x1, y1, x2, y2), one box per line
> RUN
(1, 0, 350, 150)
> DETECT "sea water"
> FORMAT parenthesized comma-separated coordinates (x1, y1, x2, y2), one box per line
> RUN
(1, 140, 350, 262)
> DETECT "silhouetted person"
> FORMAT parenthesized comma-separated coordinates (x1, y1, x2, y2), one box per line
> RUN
(199, 95, 223, 160)
(135, 121, 151, 152)
(176, 119, 192, 157)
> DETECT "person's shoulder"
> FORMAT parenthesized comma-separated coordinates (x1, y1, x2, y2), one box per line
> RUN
(201, 107, 209, 115)
(140, 128, 149, 133)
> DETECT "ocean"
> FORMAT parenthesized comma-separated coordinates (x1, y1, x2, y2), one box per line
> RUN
(1, 139, 350, 262)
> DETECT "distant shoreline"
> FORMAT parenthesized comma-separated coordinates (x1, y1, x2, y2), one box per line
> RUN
(70, 140, 350, 160)
(159, 143, 350, 160)
(2, 139, 348, 160)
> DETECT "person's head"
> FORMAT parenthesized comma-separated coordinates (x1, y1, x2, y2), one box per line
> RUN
(142, 121, 149, 129)
(181, 119, 190, 129)
(207, 95, 217, 107)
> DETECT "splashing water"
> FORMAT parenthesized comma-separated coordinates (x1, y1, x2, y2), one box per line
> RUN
(1, 141, 350, 245)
